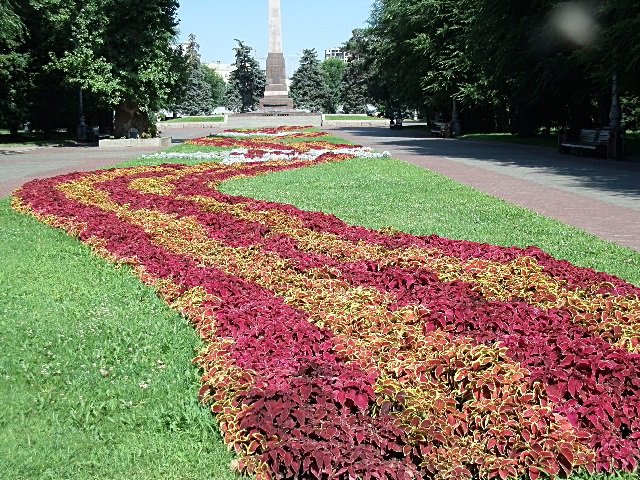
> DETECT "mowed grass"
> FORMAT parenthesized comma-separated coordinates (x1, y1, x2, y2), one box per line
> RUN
(2, 134, 639, 479)
(161, 116, 225, 123)
(459, 133, 559, 148)
(324, 114, 386, 121)
(0, 199, 240, 480)
(221, 157, 640, 286)
(459, 132, 640, 158)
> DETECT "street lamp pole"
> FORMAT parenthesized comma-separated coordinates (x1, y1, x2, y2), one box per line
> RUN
(77, 86, 86, 141)
(609, 71, 621, 129)
(452, 97, 461, 136)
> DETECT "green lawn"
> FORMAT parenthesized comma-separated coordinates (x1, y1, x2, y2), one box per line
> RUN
(161, 116, 225, 123)
(0, 199, 240, 480)
(324, 114, 386, 121)
(459, 132, 640, 158)
(2, 140, 639, 479)
(221, 157, 640, 286)
(0, 130, 75, 148)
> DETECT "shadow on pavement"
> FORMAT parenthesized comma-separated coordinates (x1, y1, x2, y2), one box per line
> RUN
(333, 127, 640, 199)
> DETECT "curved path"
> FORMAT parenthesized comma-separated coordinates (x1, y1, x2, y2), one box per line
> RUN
(2, 125, 638, 251)
(0, 127, 209, 198)
(326, 127, 640, 252)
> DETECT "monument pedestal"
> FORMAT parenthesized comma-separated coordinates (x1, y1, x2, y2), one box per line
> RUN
(261, 3, 294, 111)
(259, 96, 294, 111)
(261, 51, 293, 110)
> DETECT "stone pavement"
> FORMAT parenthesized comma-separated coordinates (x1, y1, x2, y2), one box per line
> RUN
(326, 126, 640, 252)
(0, 145, 166, 198)
(0, 127, 208, 198)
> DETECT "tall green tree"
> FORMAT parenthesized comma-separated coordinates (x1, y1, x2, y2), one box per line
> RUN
(369, 0, 640, 134)
(337, 30, 379, 114)
(223, 81, 242, 113)
(51, 0, 184, 136)
(321, 57, 346, 114)
(226, 40, 265, 113)
(177, 66, 214, 116)
(370, 0, 490, 126)
(462, 0, 594, 133)
(0, 0, 29, 134)
(176, 34, 214, 116)
(340, 59, 370, 114)
(201, 65, 226, 110)
(289, 49, 330, 113)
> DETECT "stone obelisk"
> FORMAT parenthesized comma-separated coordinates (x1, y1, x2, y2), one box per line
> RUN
(260, 0, 294, 110)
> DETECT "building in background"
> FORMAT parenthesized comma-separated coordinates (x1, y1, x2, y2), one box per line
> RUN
(205, 61, 235, 82)
(324, 48, 349, 62)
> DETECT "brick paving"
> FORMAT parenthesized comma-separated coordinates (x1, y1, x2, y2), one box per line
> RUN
(326, 126, 640, 252)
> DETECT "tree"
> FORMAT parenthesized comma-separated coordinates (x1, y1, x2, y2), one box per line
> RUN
(177, 66, 214, 116)
(368, 0, 640, 134)
(340, 59, 370, 114)
(51, 0, 185, 136)
(289, 49, 330, 112)
(321, 58, 346, 113)
(223, 81, 242, 113)
(0, 0, 29, 134)
(227, 40, 265, 112)
(369, 0, 489, 127)
(201, 65, 226, 110)
(176, 34, 215, 116)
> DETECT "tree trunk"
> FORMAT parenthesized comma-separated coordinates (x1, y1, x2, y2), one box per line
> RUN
(113, 99, 153, 137)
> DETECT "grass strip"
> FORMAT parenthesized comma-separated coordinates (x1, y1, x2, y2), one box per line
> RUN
(459, 132, 640, 157)
(161, 116, 225, 123)
(0, 198, 240, 480)
(458, 133, 559, 148)
(324, 115, 385, 121)
(220, 157, 640, 287)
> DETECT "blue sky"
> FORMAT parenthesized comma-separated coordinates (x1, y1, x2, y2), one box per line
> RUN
(176, 0, 374, 75)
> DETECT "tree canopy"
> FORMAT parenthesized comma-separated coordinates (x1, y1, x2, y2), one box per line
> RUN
(0, 0, 185, 136)
(321, 58, 346, 114)
(225, 40, 265, 113)
(289, 49, 330, 113)
(175, 34, 221, 116)
(364, 0, 640, 134)
(201, 65, 226, 111)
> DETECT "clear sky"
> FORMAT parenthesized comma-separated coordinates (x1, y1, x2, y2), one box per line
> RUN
(176, 0, 375, 75)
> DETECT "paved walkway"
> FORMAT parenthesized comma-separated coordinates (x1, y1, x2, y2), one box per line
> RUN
(0, 145, 167, 197)
(0, 127, 210, 198)
(2, 126, 639, 252)
(327, 126, 640, 252)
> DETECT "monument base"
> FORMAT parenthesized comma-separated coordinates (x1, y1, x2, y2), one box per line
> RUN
(259, 96, 294, 111)
(227, 111, 321, 128)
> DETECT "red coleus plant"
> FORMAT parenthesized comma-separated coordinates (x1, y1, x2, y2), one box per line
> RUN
(12, 129, 640, 479)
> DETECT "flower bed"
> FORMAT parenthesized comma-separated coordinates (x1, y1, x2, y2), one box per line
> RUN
(12, 129, 640, 480)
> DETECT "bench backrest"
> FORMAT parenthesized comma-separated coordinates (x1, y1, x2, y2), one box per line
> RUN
(579, 129, 611, 145)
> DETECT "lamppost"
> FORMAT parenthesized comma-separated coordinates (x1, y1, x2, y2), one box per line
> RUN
(609, 71, 621, 129)
(608, 71, 623, 159)
(451, 97, 461, 136)
(77, 86, 86, 141)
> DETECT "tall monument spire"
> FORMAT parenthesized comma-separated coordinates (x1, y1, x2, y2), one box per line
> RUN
(260, 0, 294, 110)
